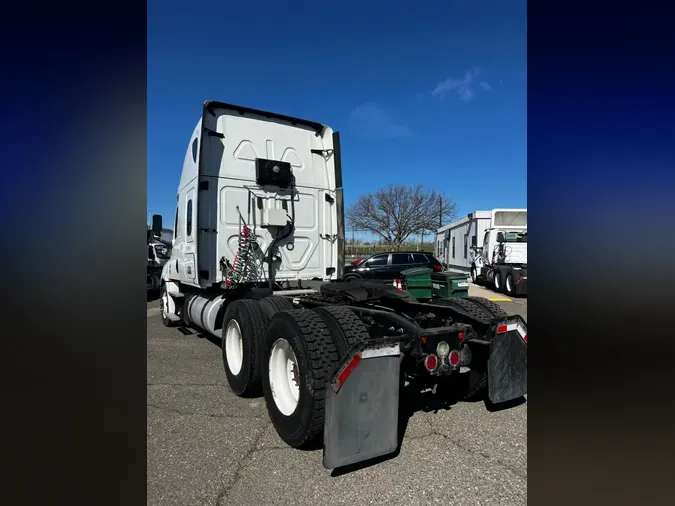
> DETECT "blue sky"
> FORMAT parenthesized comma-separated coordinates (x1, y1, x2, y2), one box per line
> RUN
(148, 0, 526, 239)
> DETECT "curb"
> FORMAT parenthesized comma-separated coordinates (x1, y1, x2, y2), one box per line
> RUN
(488, 297, 512, 302)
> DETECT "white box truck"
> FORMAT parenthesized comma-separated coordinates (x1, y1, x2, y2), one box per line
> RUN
(154, 101, 527, 469)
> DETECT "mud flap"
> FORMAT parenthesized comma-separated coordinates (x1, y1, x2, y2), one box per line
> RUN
(323, 343, 401, 469)
(487, 321, 527, 404)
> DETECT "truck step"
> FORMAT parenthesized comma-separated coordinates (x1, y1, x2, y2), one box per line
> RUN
(167, 291, 184, 298)
(165, 313, 181, 322)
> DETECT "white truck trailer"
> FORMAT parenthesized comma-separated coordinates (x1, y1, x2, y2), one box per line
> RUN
(155, 101, 527, 469)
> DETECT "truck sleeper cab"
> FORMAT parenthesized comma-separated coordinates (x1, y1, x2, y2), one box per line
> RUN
(163, 101, 344, 292)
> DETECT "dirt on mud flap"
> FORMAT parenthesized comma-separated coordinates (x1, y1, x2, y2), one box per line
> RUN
(322, 339, 403, 469)
(487, 315, 528, 404)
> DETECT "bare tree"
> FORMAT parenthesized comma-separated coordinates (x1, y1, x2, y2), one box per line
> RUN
(346, 184, 457, 247)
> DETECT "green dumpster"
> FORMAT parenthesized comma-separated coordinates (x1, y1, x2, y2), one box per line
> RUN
(431, 272, 470, 298)
(400, 267, 432, 299)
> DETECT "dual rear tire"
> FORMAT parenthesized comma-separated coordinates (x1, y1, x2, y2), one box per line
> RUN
(492, 268, 517, 296)
(221, 297, 369, 448)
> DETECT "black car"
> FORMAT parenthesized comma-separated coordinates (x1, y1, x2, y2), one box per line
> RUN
(343, 251, 443, 282)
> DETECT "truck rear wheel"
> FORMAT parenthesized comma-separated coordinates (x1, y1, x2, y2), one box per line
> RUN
(493, 270, 503, 292)
(222, 299, 267, 397)
(262, 309, 340, 449)
(466, 296, 509, 319)
(433, 297, 494, 325)
(313, 306, 369, 357)
(504, 272, 516, 297)
(259, 295, 294, 321)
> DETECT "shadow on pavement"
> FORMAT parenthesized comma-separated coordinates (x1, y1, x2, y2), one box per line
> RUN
(331, 377, 526, 477)
(331, 377, 474, 477)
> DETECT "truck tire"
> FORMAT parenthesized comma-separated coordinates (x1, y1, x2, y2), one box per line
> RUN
(433, 297, 494, 326)
(470, 266, 477, 283)
(493, 270, 503, 292)
(159, 284, 179, 328)
(313, 306, 369, 358)
(504, 271, 516, 297)
(466, 296, 509, 320)
(262, 309, 340, 449)
(222, 299, 267, 397)
(258, 296, 294, 321)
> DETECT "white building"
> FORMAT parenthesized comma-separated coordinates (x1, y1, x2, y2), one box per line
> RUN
(434, 211, 493, 273)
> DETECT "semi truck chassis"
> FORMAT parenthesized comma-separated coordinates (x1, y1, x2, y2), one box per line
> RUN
(161, 279, 527, 469)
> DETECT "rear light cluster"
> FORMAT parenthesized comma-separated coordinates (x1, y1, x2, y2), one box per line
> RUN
(351, 258, 366, 266)
(424, 340, 461, 373)
(433, 264, 442, 272)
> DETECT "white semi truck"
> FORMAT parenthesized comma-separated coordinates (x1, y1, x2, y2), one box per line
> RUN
(155, 101, 527, 469)
(470, 209, 527, 297)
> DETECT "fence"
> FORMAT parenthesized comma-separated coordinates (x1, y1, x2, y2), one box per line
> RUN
(345, 243, 435, 258)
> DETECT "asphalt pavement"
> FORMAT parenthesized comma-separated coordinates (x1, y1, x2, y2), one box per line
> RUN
(147, 294, 527, 506)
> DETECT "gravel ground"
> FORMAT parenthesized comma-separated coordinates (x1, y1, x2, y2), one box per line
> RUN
(147, 297, 527, 506)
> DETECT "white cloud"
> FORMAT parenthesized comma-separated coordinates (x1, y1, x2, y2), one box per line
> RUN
(348, 103, 412, 139)
(432, 68, 492, 101)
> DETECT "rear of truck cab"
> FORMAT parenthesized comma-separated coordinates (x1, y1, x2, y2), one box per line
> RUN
(168, 101, 344, 290)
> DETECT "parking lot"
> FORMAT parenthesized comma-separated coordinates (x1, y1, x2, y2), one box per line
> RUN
(147, 285, 527, 506)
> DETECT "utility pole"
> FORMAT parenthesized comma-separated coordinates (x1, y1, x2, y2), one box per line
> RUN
(439, 196, 443, 228)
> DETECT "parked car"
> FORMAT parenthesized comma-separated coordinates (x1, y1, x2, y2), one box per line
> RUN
(343, 251, 443, 282)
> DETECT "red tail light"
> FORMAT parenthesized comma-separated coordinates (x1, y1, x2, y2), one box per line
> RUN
(433, 264, 442, 272)
(497, 325, 508, 334)
(448, 350, 460, 367)
(352, 258, 366, 266)
(424, 354, 438, 371)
